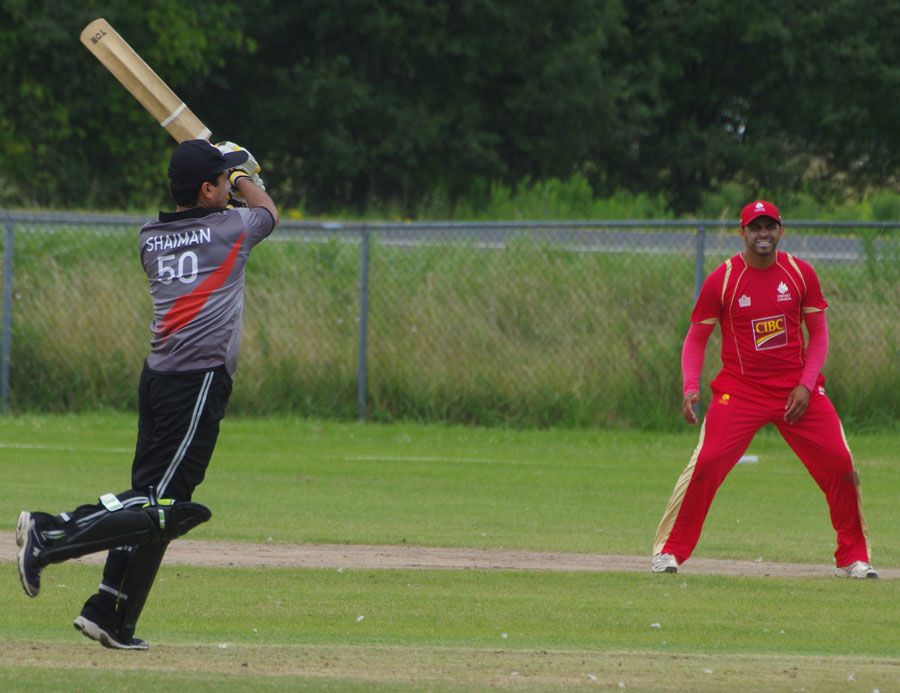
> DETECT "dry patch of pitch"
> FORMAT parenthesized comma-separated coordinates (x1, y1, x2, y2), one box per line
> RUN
(0, 641, 897, 690)
(1, 534, 896, 579)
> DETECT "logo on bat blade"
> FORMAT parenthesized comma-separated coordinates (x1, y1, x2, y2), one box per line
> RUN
(89, 29, 107, 44)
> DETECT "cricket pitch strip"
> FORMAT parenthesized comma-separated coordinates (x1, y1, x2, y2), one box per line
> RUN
(2, 534, 896, 579)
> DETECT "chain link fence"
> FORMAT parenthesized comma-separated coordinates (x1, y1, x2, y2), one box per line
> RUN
(1, 211, 897, 429)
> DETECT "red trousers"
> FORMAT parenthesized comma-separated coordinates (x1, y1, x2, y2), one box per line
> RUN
(653, 388, 871, 566)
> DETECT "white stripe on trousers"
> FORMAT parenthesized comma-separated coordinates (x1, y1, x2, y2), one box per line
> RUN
(71, 371, 214, 528)
(158, 371, 214, 497)
(99, 583, 128, 600)
(75, 496, 150, 527)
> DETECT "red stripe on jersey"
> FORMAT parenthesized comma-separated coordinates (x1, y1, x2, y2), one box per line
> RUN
(159, 232, 246, 338)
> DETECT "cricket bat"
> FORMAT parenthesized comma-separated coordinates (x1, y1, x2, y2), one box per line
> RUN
(80, 18, 211, 142)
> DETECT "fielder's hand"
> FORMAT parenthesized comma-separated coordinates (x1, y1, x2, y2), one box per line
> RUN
(784, 384, 810, 424)
(681, 390, 700, 425)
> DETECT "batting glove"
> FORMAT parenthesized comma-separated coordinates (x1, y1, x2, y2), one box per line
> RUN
(218, 142, 265, 205)
(215, 141, 261, 176)
(228, 169, 266, 191)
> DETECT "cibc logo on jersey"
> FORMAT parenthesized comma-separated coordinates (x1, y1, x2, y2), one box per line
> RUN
(751, 314, 787, 350)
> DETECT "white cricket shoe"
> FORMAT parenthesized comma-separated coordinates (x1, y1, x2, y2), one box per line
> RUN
(651, 553, 679, 573)
(74, 616, 149, 650)
(834, 561, 878, 579)
(16, 511, 43, 598)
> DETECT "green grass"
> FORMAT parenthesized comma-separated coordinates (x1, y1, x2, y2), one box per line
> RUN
(5, 225, 899, 429)
(0, 414, 898, 689)
(4, 565, 897, 655)
(1, 413, 897, 563)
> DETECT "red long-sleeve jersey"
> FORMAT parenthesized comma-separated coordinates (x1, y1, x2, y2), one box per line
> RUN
(691, 251, 828, 399)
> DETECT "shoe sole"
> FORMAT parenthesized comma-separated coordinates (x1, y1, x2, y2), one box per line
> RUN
(834, 570, 879, 579)
(15, 511, 39, 598)
(651, 565, 678, 574)
(73, 616, 149, 650)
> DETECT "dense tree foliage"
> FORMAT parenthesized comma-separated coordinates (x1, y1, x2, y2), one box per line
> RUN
(1, 1, 897, 214)
(0, 0, 245, 207)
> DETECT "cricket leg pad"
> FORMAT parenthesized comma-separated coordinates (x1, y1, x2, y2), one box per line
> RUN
(162, 501, 212, 540)
(39, 502, 210, 566)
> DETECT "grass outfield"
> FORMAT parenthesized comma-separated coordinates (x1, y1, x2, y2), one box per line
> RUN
(11, 228, 900, 429)
(1, 414, 898, 690)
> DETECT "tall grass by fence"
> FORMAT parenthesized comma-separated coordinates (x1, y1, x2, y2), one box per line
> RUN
(1, 212, 897, 429)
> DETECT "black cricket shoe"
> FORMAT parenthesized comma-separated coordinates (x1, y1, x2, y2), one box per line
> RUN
(73, 615, 149, 650)
(16, 511, 44, 597)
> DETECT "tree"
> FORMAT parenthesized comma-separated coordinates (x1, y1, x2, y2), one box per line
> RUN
(618, 0, 900, 211)
(204, 0, 632, 213)
(1, 2, 896, 213)
(0, 0, 245, 208)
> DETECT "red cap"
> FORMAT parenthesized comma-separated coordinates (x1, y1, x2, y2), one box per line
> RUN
(740, 200, 781, 227)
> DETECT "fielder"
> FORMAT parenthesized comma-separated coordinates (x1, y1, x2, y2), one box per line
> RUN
(16, 139, 279, 648)
(651, 200, 877, 578)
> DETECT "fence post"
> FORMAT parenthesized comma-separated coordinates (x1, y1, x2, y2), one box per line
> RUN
(357, 225, 371, 421)
(694, 224, 706, 301)
(1, 217, 13, 414)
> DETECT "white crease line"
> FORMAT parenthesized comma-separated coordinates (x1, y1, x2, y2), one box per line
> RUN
(0, 442, 131, 453)
(0, 447, 583, 467)
(334, 455, 538, 466)
(333, 455, 623, 470)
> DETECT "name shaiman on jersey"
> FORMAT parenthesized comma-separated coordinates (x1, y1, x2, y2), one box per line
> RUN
(144, 227, 212, 252)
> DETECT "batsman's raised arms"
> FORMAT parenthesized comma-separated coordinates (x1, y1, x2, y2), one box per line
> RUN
(80, 18, 211, 142)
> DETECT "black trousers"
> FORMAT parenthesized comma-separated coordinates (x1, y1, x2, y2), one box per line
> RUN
(72, 362, 232, 638)
(131, 363, 233, 501)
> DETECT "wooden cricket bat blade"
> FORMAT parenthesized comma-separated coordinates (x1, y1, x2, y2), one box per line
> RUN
(80, 18, 212, 142)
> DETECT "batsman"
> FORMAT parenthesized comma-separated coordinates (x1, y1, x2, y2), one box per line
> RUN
(16, 139, 279, 649)
(651, 200, 877, 579)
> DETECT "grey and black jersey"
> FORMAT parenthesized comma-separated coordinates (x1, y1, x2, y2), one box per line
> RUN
(139, 206, 275, 375)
